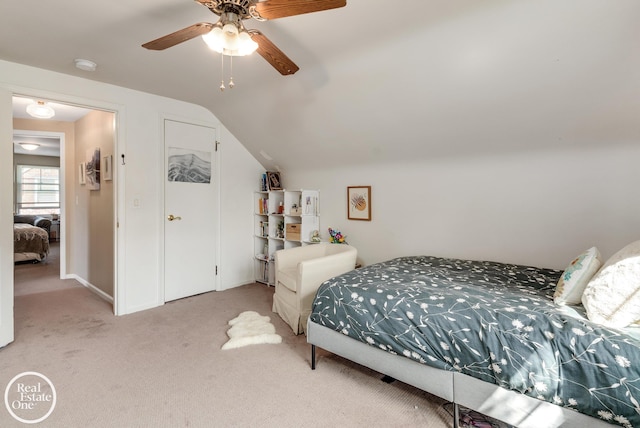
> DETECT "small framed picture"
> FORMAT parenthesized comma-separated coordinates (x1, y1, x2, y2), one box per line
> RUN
(79, 162, 86, 185)
(347, 186, 371, 221)
(103, 155, 113, 181)
(266, 171, 282, 190)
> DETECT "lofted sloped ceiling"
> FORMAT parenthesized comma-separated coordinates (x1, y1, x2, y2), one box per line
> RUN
(1, 1, 638, 172)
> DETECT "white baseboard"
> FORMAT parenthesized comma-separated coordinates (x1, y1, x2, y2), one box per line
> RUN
(123, 301, 163, 315)
(67, 274, 114, 304)
(218, 279, 258, 291)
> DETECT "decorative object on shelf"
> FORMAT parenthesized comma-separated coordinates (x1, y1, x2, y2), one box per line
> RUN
(290, 204, 302, 215)
(266, 171, 281, 190)
(259, 221, 268, 237)
(310, 230, 321, 243)
(286, 223, 301, 241)
(304, 195, 318, 215)
(328, 227, 347, 244)
(347, 185, 371, 221)
(276, 220, 285, 238)
(260, 173, 268, 191)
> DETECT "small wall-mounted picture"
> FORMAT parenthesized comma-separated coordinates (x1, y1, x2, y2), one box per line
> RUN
(79, 162, 86, 185)
(266, 171, 281, 190)
(347, 186, 371, 221)
(167, 147, 211, 183)
(103, 155, 113, 181)
(86, 147, 101, 191)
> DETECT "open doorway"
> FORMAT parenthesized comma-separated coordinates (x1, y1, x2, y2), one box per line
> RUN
(12, 95, 116, 310)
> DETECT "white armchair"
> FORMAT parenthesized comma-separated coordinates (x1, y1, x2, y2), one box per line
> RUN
(272, 243, 358, 335)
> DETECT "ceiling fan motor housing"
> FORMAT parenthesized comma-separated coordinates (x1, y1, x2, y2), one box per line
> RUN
(200, 0, 259, 20)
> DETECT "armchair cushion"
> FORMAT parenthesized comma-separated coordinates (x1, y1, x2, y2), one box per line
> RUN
(273, 243, 357, 335)
(278, 268, 297, 292)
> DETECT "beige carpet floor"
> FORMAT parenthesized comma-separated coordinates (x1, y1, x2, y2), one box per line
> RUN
(2, 257, 454, 427)
(14, 242, 79, 297)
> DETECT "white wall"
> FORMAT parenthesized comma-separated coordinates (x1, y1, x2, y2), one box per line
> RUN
(285, 141, 640, 270)
(0, 87, 14, 346)
(218, 126, 265, 290)
(0, 60, 263, 316)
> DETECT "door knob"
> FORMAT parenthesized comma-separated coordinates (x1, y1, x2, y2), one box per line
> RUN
(167, 214, 182, 221)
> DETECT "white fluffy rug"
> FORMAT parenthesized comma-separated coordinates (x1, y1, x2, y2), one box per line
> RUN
(221, 311, 282, 350)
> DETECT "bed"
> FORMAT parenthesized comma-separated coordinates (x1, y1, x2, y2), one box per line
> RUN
(307, 254, 640, 428)
(14, 223, 50, 262)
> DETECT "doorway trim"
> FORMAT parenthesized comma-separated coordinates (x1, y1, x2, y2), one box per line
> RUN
(10, 87, 124, 316)
(13, 129, 67, 278)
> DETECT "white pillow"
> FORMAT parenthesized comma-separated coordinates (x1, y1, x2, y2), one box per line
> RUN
(582, 240, 640, 328)
(553, 247, 602, 305)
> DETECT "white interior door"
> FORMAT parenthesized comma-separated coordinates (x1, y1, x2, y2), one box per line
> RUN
(164, 119, 218, 302)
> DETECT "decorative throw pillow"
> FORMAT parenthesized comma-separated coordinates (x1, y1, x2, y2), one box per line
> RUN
(554, 247, 602, 305)
(582, 240, 640, 328)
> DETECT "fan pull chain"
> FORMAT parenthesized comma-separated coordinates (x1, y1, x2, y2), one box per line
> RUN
(229, 56, 235, 89)
(219, 54, 225, 91)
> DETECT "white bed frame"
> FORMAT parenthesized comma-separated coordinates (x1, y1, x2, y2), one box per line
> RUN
(307, 320, 610, 428)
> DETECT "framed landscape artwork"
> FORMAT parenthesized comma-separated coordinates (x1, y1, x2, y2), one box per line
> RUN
(347, 186, 371, 221)
(167, 147, 211, 183)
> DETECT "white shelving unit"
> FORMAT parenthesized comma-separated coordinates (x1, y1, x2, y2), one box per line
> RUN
(254, 189, 320, 286)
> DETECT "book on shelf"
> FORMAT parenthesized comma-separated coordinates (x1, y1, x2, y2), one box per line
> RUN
(258, 198, 268, 215)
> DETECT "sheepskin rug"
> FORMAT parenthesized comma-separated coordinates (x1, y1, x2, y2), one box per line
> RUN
(221, 311, 282, 350)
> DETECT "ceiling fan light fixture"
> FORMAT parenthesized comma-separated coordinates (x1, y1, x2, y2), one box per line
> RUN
(223, 31, 240, 51)
(26, 101, 55, 119)
(237, 31, 258, 55)
(203, 26, 225, 52)
(202, 11, 257, 57)
(222, 22, 239, 37)
(203, 27, 257, 56)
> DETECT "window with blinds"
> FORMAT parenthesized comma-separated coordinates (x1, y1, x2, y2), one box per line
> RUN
(16, 165, 60, 214)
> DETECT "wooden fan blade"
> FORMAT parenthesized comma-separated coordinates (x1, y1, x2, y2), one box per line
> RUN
(250, 30, 299, 75)
(254, 0, 346, 20)
(142, 23, 213, 50)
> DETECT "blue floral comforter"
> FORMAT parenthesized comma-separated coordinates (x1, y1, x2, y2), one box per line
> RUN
(310, 256, 640, 427)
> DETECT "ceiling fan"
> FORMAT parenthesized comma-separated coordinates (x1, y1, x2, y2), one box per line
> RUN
(142, 0, 347, 76)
